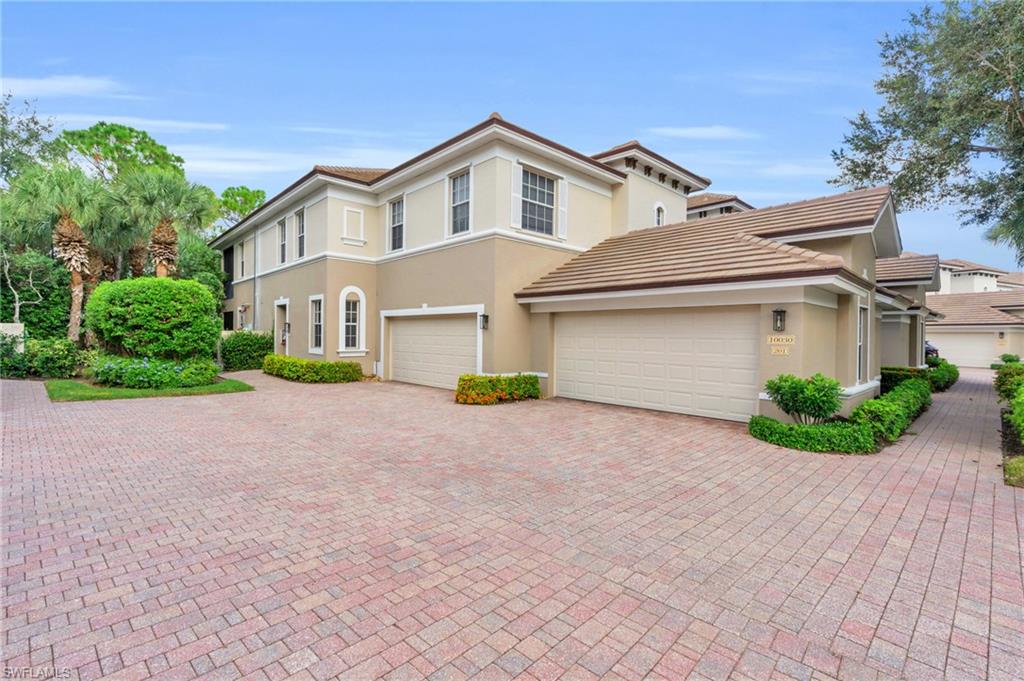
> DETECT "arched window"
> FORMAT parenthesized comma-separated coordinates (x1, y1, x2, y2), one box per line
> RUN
(654, 204, 666, 226)
(338, 285, 366, 354)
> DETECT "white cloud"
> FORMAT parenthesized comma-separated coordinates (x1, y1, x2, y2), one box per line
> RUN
(2, 75, 136, 99)
(648, 125, 759, 141)
(171, 144, 417, 178)
(756, 160, 836, 178)
(50, 113, 228, 133)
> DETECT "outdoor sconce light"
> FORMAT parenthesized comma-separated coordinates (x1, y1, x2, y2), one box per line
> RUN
(480, 314, 489, 330)
(999, 331, 1006, 340)
(772, 309, 787, 333)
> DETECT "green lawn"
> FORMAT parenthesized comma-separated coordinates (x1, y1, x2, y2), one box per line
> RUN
(45, 378, 253, 402)
(1005, 456, 1024, 488)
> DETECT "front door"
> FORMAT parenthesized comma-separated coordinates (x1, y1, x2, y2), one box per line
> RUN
(274, 303, 289, 355)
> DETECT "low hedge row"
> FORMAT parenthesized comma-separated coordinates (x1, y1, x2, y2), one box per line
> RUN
(0, 334, 80, 379)
(928, 359, 959, 392)
(90, 355, 219, 389)
(995, 362, 1024, 402)
(880, 366, 929, 393)
(850, 378, 931, 442)
(221, 331, 274, 371)
(748, 416, 876, 454)
(262, 354, 362, 383)
(455, 374, 541, 405)
(881, 360, 959, 394)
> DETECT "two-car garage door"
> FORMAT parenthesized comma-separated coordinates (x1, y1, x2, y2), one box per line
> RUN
(555, 307, 760, 422)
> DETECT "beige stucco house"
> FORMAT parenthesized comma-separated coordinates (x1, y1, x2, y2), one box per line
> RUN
(875, 253, 941, 368)
(927, 291, 1024, 367)
(212, 114, 906, 422)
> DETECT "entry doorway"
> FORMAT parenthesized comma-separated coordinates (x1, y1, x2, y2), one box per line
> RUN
(274, 300, 290, 356)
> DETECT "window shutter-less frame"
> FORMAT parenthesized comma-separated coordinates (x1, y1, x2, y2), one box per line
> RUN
(510, 164, 523, 228)
(557, 179, 568, 239)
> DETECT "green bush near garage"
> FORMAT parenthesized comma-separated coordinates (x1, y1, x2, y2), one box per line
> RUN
(995, 362, 1024, 402)
(455, 374, 541, 405)
(850, 378, 931, 442)
(927, 358, 959, 392)
(748, 416, 877, 454)
(262, 354, 362, 383)
(880, 366, 930, 393)
(882, 360, 960, 394)
(221, 331, 274, 371)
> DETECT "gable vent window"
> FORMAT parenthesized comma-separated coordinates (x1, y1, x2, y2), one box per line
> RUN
(655, 206, 665, 226)
(451, 171, 470, 235)
(521, 169, 555, 236)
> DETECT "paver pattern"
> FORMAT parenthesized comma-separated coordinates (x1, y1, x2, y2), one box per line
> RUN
(2, 369, 1023, 680)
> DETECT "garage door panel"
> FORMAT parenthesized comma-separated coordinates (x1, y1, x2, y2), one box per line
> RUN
(390, 315, 477, 389)
(926, 332, 995, 368)
(555, 307, 759, 422)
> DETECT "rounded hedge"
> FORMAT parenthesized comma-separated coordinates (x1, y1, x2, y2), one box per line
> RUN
(85, 277, 220, 360)
(221, 331, 274, 371)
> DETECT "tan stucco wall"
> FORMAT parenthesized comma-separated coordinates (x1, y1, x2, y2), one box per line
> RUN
(223, 279, 255, 329)
(755, 301, 837, 387)
(621, 173, 687, 231)
(403, 179, 446, 250)
(881, 318, 912, 367)
(473, 157, 502, 232)
(324, 196, 377, 257)
(566, 184, 613, 249)
(254, 260, 327, 361)
(324, 259, 378, 374)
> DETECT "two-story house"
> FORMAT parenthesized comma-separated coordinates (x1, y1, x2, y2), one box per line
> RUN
(212, 114, 903, 422)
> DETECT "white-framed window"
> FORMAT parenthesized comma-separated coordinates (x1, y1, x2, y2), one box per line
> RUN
(309, 295, 323, 353)
(278, 219, 287, 264)
(451, 170, 470, 235)
(239, 242, 245, 278)
(655, 204, 666, 226)
(698, 210, 708, 219)
(521, 169, 555, 235)
(857, 305, 869, 383)
(295, 209, 305, 259)
(389, 198, 404, 251)
(338, 286, 366, 355)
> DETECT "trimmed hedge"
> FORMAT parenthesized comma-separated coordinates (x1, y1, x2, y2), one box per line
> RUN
(882, 361, 960, 394)
(763, 373, 842, 424)
(221, 331, 274, 371)
(880, 366, 929, 393)
(995, 362, 1024, 402)
(455, 374, 541, 405)
(851, 378, 931, 442)
(1001, 353, 1020, 364)
(85, 278, 220, 360)
(0, 334, 80, 379)
(1009, 386, 1024, 447)
(262, 354, 362, 383)
(90, 355, 219, 389)
(748, 416, 877, 454)
(928, 359, 959, 392)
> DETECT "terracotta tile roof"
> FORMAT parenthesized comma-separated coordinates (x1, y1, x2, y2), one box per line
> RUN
(999, 272, 1024, 287)
(687, 192, 754, 210)
(926, 291, 1024, 326)
(314, 165, 391, 183)
(591, 140, 711, 186)
(875, 253, 939, 283)
(876, 285, 915, 307)
(517, 186, 889, 298)
(940, 258, 1007, 274)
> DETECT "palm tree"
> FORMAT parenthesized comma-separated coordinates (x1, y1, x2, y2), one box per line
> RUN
(5, 166, 105, 341)
(115, 170, 217, 277)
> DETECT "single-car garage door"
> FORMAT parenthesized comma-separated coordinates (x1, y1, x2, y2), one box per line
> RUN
(390, 315, 477, 389)
(555, 307, 759, 421)
(926, 331, 998, 368)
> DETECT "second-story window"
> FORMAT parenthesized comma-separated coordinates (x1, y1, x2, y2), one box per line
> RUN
(451, 171, 470, 235)
(296, 209, 305, 258)
(522, 169, 555, 235)
(389, 198, 404, 251)
(278, 219, 287, 264)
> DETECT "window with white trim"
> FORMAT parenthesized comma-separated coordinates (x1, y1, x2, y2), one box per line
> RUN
(344, 297, 359, 349)
(389, 198, 404, 251)
(310, 297, 323, 351)
(521, 169, 555, 235)
(655, 206, 665, 226)
(451, 171, 470, 235)
(278, 219, 287, 264)
(295, 209, 305, 258)
(857, 305, 868, 383)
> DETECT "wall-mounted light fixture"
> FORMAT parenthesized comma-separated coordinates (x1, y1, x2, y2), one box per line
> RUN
(772, 309, 787, 333)
(480, 314, 489, 330)
(999, 331, 1006, 340)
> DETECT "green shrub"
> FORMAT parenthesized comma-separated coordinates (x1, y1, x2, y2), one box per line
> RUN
(91, 355, 219, 389)
(0, 332, 28, 378)
(221, 331, 274, 371)
(25, 338, 80, 378)
(748, 415, 876, 454)
(850, 378, 931, 442)
(1001, 353, 1020, 364)
(262, 354, 362, 383)
(85, 278, 220, 360)
(928, 359, 959, 392)
(1009, 385, 1024, 447)
(880, 366, 929, 393)
(925, 355, 942, 368)
(0, 249, 70, 339)
(455, 374, 542, 405)
(995, 363, 1024, 401)
(763, 373, 842, 424)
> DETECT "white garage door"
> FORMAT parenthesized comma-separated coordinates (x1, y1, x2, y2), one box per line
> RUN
(555, 307, 759, 421)
(927, 331, 996, 368)
(390, 315, 478, 389)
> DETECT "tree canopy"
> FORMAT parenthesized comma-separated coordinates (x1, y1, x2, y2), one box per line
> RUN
(830, 0, 1024, 259)
(0, 95, 58, 187)
(55, 122, 186, 181)
(217, 185, 267, 230)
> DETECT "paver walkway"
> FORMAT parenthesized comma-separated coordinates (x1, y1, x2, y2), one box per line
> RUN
(2, 369, 1022, 680)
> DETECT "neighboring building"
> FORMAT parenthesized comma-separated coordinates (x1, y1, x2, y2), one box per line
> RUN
(937, 258, 1008, 294)
(875, 253, 941, 367)
(926, 291, 1024, 367)
(686, 192, 753, 220)
(212, 114, 903, 422)
(998, 271, 1024, 291)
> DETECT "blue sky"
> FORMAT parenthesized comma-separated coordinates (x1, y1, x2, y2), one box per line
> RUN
(3, 1, 1014, 269)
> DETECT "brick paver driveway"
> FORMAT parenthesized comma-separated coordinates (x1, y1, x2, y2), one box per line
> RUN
(3, 369, 1023, 680)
